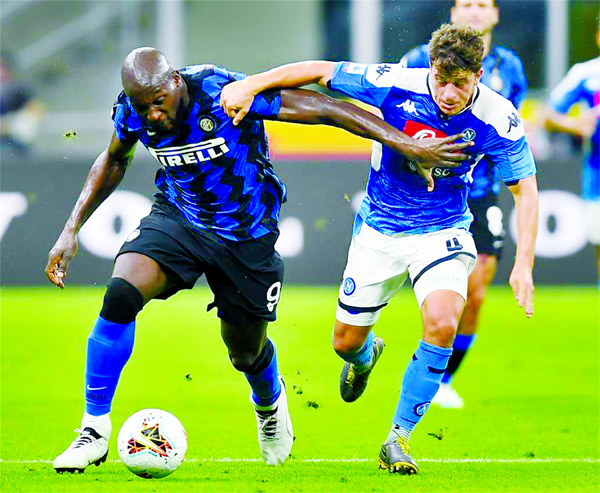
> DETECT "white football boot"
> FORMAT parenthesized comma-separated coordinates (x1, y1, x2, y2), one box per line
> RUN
(432, 382, 465, 409)
(252, 376, 294, 465)
(53, 414, 111, 473)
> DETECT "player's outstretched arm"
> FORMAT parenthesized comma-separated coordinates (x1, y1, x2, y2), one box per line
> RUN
(542, 105, 597, 139)
(275, 89, 473, 190)
(221, 61, 336, 125)
(45, 133, 136, 288)
(507, 175, 538, 317)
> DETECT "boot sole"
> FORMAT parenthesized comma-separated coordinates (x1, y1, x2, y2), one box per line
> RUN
(378, 457, 418, 475)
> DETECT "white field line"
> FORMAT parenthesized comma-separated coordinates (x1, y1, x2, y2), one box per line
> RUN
(1, 458, 599, 464)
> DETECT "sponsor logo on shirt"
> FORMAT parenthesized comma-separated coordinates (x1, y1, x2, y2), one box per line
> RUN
(148, 138, 230, 167)
(402, 121, 466, 178)
(342, 62, 367, 75)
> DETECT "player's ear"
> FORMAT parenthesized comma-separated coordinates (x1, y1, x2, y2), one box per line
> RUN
(475, 68, 484, 84)
(172, 70, 181, 86)
(491, 6, 499, 27)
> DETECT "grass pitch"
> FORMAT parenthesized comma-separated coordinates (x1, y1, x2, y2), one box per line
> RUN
(1, 285, 599, 492)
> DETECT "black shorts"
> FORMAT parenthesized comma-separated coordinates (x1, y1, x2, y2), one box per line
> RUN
(117, 203, 284, 326)
(468, 193, 505, 259)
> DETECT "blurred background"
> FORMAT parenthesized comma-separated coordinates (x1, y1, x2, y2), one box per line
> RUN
(1, 0, 599, 286)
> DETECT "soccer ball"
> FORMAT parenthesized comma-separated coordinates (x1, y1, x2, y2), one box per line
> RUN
(117, 409, 187, 479)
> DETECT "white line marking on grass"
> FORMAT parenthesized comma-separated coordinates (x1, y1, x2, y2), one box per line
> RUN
(1, 458, 599, 464)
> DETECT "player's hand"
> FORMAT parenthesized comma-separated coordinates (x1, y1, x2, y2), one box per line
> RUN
(402, 132, 474, 192)
(220, 80, 256, 126)
(45, 232, 78, 289)
(509, 265, 534, 318)
(575, 107, 598, 139)
(406, 132, 474, 168)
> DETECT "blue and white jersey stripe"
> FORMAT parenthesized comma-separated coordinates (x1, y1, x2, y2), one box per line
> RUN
(330, 62, 536, 235)
(400, 43, 528, 199)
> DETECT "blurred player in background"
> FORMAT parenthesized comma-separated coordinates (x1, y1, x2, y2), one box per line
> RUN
(221, 24, 538, 475)
(0, 52, 44, 157)
(400, 0, 528, 409)
(543, 28, 600, 279)
(46, 47, 469, 473)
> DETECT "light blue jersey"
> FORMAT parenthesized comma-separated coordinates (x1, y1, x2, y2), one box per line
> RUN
(329, 62, 536, 235)
(548, 57, 600, 201)
(400, 44, 528, 199)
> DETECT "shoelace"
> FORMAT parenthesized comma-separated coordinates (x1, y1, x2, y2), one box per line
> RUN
(257, 412, 279, 441)
(345, 366, 357, 386)
(71, 428, 94, 449)
(395, 437, 411, 455)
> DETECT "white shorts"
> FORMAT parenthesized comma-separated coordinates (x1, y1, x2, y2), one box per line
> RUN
(336, 220, 477, 326)
(583, 199, 600, 245)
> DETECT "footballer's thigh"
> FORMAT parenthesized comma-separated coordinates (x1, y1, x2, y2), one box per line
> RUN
(335, 218, 409, 351)
(420, 290, 466, 347)
(408, 229, 478, 347)
(112, 252, 175, 303)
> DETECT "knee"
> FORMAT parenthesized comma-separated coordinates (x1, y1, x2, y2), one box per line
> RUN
(466, 283, 486, 310)
(100, 278, 144, 324)
(332, 328, 365, 356)
(229, 350, 261, 373)
(424, 315, 458, 347)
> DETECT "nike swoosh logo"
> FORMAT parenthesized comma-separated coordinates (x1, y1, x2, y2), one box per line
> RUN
(86, 385, 107, 391)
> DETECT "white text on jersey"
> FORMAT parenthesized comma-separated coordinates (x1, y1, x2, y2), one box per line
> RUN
(148, 138, 230, 167)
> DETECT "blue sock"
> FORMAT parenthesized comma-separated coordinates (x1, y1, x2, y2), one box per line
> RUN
(85, 316, 135, 416)
(441, 333, 477, 384)
(393, 340, 452, 431)
(245, 339, 281, 408)
(339, 331, 375, 372)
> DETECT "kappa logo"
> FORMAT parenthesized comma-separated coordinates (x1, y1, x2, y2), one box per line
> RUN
(397, 99, 418, 115)
(375, 63, 392, 80)
(507, 112, 521, 133)
(148, 138, 230, 167)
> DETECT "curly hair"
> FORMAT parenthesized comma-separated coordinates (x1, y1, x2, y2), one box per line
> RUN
(429, 24, 484, 77)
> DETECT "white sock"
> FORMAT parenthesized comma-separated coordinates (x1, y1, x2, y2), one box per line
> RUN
(388, 424, 411, 442)
(81, 412, 111, 439)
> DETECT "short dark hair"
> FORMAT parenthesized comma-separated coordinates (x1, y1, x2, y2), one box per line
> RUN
(453, 0, 497, 7)
(429, 23, 484, 76)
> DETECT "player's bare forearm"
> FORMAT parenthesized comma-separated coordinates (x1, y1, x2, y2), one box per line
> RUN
(542, 106, 596, 139)
(45, 134, 135, 288)
(244, 61, 335, 93)
(62, 135, 135, 235)
(221, 62, 335, 125)
(277, 90, 472, 168)
(508, 175, 538, 316)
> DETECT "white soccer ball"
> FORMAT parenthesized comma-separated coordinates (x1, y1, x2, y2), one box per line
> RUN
(117, 409, 187, 479)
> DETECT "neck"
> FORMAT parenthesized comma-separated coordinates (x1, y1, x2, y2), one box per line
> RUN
(180, 78, 190, 109)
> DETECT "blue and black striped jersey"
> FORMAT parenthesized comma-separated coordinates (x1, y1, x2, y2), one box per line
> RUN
(111, 64, 285, 242)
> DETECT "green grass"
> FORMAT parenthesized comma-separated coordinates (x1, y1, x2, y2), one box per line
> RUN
(1, 285, 599, 492)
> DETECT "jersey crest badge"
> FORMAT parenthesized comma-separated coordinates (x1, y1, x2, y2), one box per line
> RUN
(462, 128, 476, 141)
(199, 115, 216, 133)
